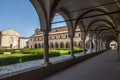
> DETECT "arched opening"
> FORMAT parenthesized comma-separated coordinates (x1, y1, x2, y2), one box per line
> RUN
(41, 43, 44, 48)
(66, 42, 70, 49)
(78, 41, 83, 48)
(109, 40, 117, 50)
(38, 43, 41, 48)
(73, 41, 77, 47)
(55, 42, 59, 49)
(50, 42, 54, 48)
(86, 40, 90, 49)
(60, 42, 64, 48)
(52, 13, 67, 28)
(34, 43, 37, 48)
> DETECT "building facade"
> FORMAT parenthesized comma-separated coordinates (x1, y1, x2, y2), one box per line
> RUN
(0, 29, 20, 49)
(28, 26, 90, 49)
(18, 37, 29, 49)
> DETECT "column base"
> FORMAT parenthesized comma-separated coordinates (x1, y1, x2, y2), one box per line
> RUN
(70, 55, 75, 59)
(42, 62, 52, 66)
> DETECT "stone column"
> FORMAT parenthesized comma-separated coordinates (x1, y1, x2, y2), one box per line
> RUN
(81, 32, 86, 54)
(94, 39, 97, 52)
(43, 31, 50, 65)
(101, 42, 103, 50)
(89, 33, 93, 53)
(103, 41, 107, 50)
(117, 33, 120, 60)
(83, 38, 86, 54)
(90, 39, 93, 53)
(69, 36, 75, 59)
(98, 40, 100, 51)
(103, 42, 105, 50)
(101, 41, 104, 50)
(99, 40, 101, 51)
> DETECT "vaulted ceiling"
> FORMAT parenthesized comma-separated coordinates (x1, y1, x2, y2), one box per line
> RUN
(30, 0, 120, 41)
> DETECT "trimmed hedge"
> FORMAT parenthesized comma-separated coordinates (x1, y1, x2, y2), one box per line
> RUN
(0, 54, 42, 66)
(0, 52, 60, 66)
(0, 48, 83, 66)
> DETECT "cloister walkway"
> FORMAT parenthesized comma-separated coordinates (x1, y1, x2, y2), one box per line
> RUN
(44, 50, 120, 80)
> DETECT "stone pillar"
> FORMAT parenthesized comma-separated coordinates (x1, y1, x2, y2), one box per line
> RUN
(103, 42, 105, 50)
(117, 33, 120, 59)
(90, 39, 93, 53)
(43, 31, 50, 65)
(89, 33, 93, 53)
(100, 42, 103, 50)
(101, 41, 104, 50)
(94, 39, 97, 52)
(69, 36, 75, 59)
(99, 40, 101, 51)
(98, 40, 100, 51)
(81, 32, 86, 54)
(83, 38, 86, 54)
(103, 41, 107, 50)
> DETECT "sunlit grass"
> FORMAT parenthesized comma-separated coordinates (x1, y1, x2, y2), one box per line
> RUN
(0, 48, 83, 66)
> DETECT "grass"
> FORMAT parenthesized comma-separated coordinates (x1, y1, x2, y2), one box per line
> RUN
(0, 48, 83, 66)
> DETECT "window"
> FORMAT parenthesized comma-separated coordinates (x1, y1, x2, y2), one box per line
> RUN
(79, 33, 80, 37)
(60, 35, 61, 39)
(66, 35, 67, 38)
(49, 36, 51, 39)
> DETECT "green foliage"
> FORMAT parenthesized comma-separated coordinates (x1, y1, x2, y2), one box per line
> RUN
(0, 48, 83, 66)
(74, 47, 83, 53)
(20, 48, 43, 54)
(0, 54, 43, 66)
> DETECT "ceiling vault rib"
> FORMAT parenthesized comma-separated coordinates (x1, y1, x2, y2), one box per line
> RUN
(52, 10, 120, 24)
(55, 1, 116, 16)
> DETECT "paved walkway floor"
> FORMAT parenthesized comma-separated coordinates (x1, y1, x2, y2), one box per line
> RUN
(43, 50, 120, 80)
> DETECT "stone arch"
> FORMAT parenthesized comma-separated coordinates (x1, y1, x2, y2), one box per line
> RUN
(30, 0, 49, 31)
(50, 42, 54, 48)
(73, 41, 77, 47)
(78, 41, 83, 48)
(55, 42, 59, 48)
(75, 8, 117, 38)
(87, 19, 115, 31)
(38, 43, 41, 48)
(76, 8, 116, 28)
(66, 42, 70, 48)
(86, 40, 90, 49)
(58, 8, 74, 37)
(86, 19, 116, 38)
(34, 43, 37, 48)
(41, 43, 44, 48)
(50, 0, 61, 27)
(60, 42, 64, 48)
(99, 30, 114, 38)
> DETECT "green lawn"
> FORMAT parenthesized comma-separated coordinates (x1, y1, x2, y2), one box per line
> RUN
(0, 48, 83, 66)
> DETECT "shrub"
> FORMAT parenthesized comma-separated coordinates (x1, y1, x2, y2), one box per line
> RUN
(0, 54, 43, 66)
(20, 48, 43, 54)
(0, 48, 84, 66)
(49, 50, 60, 57)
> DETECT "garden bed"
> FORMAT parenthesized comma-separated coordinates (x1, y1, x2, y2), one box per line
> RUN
(0, 48, 83, 66)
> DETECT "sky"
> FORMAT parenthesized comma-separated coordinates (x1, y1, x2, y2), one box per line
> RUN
(0, 0, 66, 37)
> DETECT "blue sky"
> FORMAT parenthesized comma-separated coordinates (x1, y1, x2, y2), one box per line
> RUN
(0, 0, 66, 37)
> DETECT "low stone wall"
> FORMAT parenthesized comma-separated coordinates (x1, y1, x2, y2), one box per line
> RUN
(1, 50, 106, 80)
